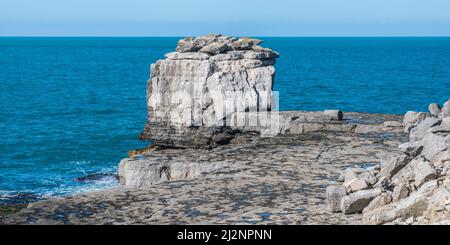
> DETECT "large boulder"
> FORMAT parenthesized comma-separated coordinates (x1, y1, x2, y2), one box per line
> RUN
(391, 156, 437, 188)
(323, 110, 344, 121)
(442, 99, 450, 118)
(421, 132, 448, 161)
(363, 193, 393, 213)
(392, 183, 410, 201)
(340, 189, 382, 214)
(398, 141, 423, 158)
(344, 178, 369, 193)
(118, 156, 242, 188)
(428, 103, 441, 116)
(141, 34, 279, 148)
(423, 180, 450, 223)
(378, 155, 411, 179)
(363, 180, 438, 225)
(403, 111, 428, 128)
(409, 117, 440, 142)
(118, 158, 169, 187)
(326, 185, 347, 213)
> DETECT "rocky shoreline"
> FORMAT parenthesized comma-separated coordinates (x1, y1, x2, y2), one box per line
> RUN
(327, 100, 450, 225)
(2, 35, 448, 225)
(2, 111, 406, 225)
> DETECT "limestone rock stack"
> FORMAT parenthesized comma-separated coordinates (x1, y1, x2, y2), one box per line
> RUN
(327, 98, 450, 225)
(140, 34, 279, 148)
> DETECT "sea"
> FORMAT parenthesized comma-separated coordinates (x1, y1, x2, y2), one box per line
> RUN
(1, 37, 450, 204)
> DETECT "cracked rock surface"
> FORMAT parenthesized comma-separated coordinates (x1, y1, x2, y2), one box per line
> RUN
(3, 113, 406, 225)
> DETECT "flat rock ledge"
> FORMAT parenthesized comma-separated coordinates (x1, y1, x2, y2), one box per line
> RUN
(2, 112, 406, 225)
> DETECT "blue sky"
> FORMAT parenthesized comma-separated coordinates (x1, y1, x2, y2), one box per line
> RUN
(1, 0, 450, 36)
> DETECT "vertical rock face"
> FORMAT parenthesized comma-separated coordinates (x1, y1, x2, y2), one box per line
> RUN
(141, 34, 279, 148)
